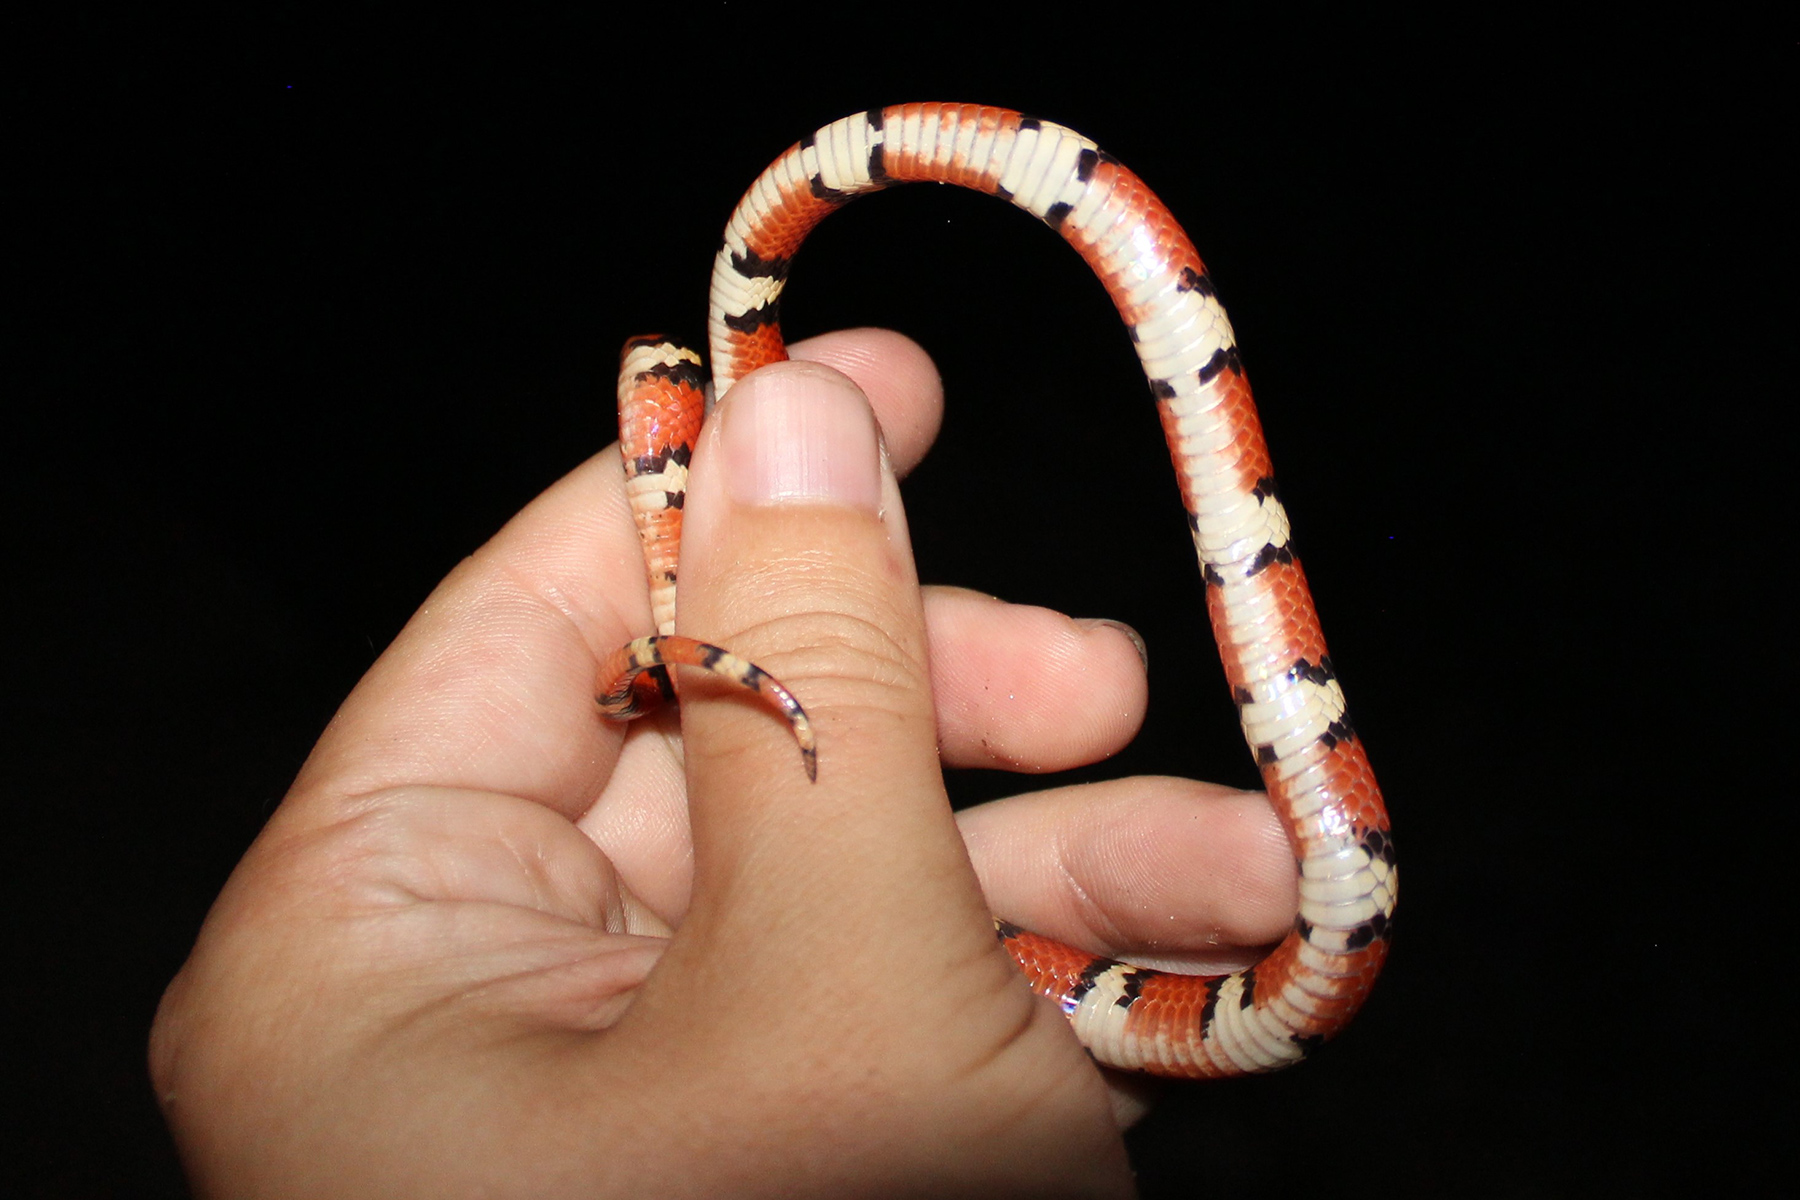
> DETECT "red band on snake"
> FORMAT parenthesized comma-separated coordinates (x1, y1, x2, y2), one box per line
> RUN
(599, 104, 1394, 1078)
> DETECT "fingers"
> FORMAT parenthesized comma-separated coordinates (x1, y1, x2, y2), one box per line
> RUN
(956, 777, 1298, 973)
(282, 329, 947, 826)
(798, 331, 1148, 774)
(580, 583, 1153, 930)
(923, 588, 1147, 771)
(787, 327, 943, 475)
(794, 333, 1147, 773)
(285, 321, 1130, 832)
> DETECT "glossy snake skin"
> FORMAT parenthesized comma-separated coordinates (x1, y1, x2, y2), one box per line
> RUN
(599, 104, 1394, 1078)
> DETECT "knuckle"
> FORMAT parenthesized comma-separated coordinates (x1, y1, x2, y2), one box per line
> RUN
(743, 607, 930, 710)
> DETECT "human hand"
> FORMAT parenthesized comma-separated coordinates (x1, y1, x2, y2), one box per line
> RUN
(150, 328, 1296, 1198)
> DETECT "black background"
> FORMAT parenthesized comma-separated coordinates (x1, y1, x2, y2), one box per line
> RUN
(12, 13, 1788, 1196)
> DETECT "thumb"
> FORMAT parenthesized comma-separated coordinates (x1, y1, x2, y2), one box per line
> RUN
(672, 359, 993, 980)
(613, 360, 1128, 1191)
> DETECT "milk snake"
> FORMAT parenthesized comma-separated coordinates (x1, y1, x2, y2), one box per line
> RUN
(598, 103, 1394, 1078)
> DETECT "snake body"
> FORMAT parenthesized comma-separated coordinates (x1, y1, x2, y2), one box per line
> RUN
(600, 104, 1394, 1078)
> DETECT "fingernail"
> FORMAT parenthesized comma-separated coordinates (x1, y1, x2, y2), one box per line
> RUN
(719, 364, 882, 513)
(1077, 618, 1149, 672)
